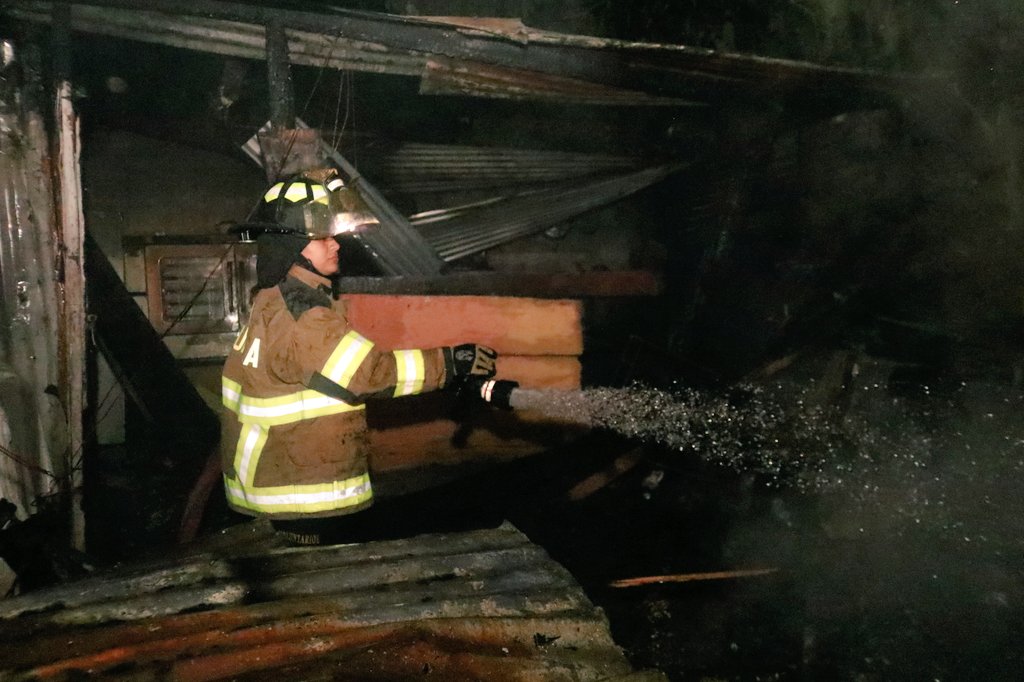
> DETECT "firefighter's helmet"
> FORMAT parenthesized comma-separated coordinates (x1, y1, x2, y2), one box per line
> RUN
(236, 167, 379, 242)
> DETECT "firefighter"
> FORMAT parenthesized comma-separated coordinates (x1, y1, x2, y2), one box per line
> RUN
(221, 167, 507, 545)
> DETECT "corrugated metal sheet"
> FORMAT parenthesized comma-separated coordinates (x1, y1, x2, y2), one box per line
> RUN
(0, 42, 67, 534)
(420, 57, 701, 106)
(1, 1, 931, 107)
(0, 522, 665, 680)
(0, 1, 919, 273)
(413, 164, 681, 262)
(321, 146, 446, 277)
(320, 146, 674, 270)
(361, 142, 642, 194)
(242, 122, 444, 277)
(3, 2, 428, 76)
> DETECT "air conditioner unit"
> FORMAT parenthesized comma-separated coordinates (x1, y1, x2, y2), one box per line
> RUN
(123, 236, 256, 360)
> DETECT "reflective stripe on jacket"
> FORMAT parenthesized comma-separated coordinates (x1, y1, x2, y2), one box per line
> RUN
(220, 265, 448, 519)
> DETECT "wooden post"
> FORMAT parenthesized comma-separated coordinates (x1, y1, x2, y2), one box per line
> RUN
(258, 18, 310, 183)
(266, 18, 294, 130)
(52, 2, 87, 550)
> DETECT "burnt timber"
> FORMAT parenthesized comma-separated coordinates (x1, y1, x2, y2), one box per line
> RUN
(3, 0, 936, 112)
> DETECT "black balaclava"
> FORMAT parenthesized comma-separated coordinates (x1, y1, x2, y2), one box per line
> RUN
(255, 232, 309, 289)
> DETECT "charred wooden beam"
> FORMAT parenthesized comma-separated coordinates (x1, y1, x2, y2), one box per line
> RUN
(2, 0, 938, 110)
(264, 17, 293, 130)
(50, 0, 88, 551)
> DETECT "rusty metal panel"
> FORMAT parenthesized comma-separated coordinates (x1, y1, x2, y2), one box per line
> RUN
(2, 2, 428, 76)
(1, 1, 932, 107)
(421, 56, 702, 106)
(0, 523, 663, 680)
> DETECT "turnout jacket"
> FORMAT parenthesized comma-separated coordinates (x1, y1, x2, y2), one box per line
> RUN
(221, 265, 449, 519)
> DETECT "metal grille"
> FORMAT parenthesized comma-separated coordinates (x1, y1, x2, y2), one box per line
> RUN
(158, 256, 233, 329)
(144, 244, 254, 337)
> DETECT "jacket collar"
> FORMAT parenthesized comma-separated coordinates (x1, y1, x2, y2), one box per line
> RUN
(286, 264, 333, 294)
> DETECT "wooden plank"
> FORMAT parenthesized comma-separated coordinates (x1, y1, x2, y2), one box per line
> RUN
(343, 295, 582, 355)
(494, 355, 580, 389)
(365, 355, 583, 472)
(337, 270, 662, 298)
(566, 449, 644, 501)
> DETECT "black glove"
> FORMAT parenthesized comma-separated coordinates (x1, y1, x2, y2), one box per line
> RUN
(474, 378, 519, 411)
(445, 343, 497, 379)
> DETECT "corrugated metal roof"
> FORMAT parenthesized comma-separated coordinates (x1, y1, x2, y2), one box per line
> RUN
(3, 2, 428, 76)
(0, 51, 67, 532)
(244, 121, 446, 277)
(420, 57, 702, 106)
(0, 522, 664, 680)
(412, 164, 681, 262)
(321, 145, 446, 277)
(361, 143, 642, 194)
(1, 0, 933, 107)
(1, 0, 926, 273)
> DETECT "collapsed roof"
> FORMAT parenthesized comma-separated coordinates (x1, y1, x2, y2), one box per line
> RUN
(4, 0, 931, 106)
(2, 0, 938, 276)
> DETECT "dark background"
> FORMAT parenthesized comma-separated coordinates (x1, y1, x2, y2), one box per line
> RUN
(22, 1, 1024, 679)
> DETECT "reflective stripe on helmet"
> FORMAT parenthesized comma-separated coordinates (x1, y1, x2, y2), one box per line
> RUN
(254, 175, 377, 239)
(283, 181, 312, 202)
(223, 471, 373, 515)
(310, 184, 329, 205)
(393, 349, 426, 397)
(263, 180, 329, 205)
(263, 182, 284, 202)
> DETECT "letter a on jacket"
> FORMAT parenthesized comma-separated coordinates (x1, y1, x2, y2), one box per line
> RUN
(220, 265, 449, 520)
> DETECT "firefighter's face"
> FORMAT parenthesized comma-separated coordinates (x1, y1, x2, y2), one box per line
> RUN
(301, 236, 341, 276)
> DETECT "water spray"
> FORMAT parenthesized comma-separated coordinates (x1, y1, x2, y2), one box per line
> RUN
(478, 376, 1024, 532)
(480, 381, 878, 494)
(476, 381, 817, 484)
(504, 383, 790, 455)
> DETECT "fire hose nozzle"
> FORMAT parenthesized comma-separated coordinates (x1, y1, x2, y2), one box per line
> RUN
(474, 379, 519, 411)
